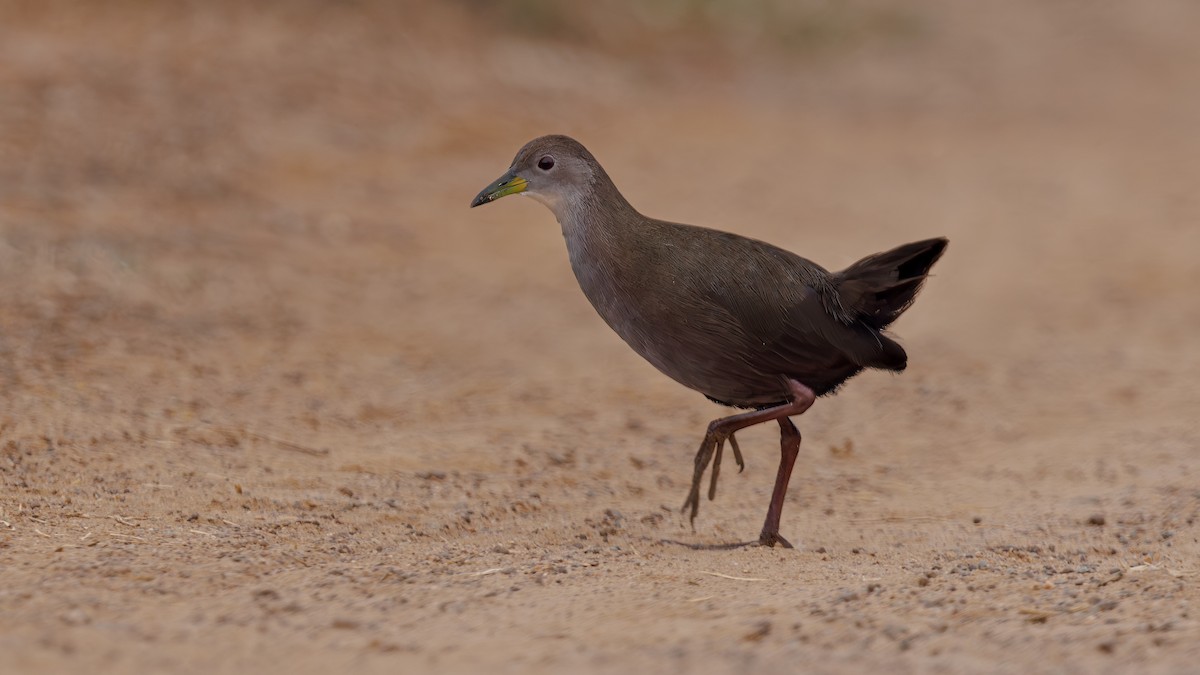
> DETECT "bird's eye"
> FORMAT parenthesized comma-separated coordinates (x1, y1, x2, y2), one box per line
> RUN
(537, 156, 555, 171)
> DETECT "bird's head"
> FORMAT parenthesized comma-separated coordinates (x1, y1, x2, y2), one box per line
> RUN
(470, 135, 601, 214)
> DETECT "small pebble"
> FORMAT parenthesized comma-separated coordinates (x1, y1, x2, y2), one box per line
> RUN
(742, 621, 771, 642)
(61, 609, 91, 626)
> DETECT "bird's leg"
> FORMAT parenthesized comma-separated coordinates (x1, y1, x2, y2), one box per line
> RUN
(759, 417, 802, 549)
(682, 378, 816, 531)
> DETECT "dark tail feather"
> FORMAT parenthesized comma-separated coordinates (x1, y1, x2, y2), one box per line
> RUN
(836, 237, 948, 330)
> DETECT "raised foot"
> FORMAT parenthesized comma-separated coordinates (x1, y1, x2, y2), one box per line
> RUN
(681, 430, 743, 527)
(757, 531, 794, 549)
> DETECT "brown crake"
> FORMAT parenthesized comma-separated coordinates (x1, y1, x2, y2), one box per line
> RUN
(471, 135, 947, 548)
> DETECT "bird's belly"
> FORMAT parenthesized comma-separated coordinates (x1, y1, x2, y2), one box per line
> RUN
(585, 290, 790, 406)
(580, 281, 862, 406)
(631, 331, 792, 406)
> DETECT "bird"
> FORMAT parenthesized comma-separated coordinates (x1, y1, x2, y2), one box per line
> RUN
(470, 135, 947, 548)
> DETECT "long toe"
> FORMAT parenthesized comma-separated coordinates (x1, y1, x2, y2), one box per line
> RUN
(758, 531, 795, 549)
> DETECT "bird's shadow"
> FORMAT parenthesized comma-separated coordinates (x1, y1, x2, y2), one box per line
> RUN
(658, 538, 762, 551)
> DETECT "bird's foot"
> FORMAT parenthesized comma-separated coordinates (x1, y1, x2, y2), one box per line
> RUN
(728, 432, 745, 472)
(707, 433, 745, 500)
(680, 443, 711, 527)
(682, 426, 750, 527)
(757, 531, 794, 549)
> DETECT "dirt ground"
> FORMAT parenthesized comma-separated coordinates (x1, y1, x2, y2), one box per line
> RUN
(2, 2, 1199, 673)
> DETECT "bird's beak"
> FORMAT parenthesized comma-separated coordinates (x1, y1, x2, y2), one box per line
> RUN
(470, 171, 528, 208)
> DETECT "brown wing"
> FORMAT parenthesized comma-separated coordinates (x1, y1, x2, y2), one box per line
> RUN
(657, 225, 906, 399)
(684, 230, 903, 365)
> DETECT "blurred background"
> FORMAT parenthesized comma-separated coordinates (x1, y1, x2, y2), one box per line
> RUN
(1, 1, 1198, 673)
(2, 0, 1196, 453)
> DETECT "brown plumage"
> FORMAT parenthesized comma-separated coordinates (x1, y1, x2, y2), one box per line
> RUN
(471, 135, 947, 548)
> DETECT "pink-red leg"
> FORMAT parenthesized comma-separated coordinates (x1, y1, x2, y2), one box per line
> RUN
(759, 416, 802, 548)
(682, 377, 816, 547)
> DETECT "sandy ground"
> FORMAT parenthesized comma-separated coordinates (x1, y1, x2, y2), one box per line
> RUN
(2, 2, 1199, 673)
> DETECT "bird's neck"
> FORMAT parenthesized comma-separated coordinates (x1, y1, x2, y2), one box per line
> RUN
(543, 176, 645, 303)
(553, 175, 640, 255)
